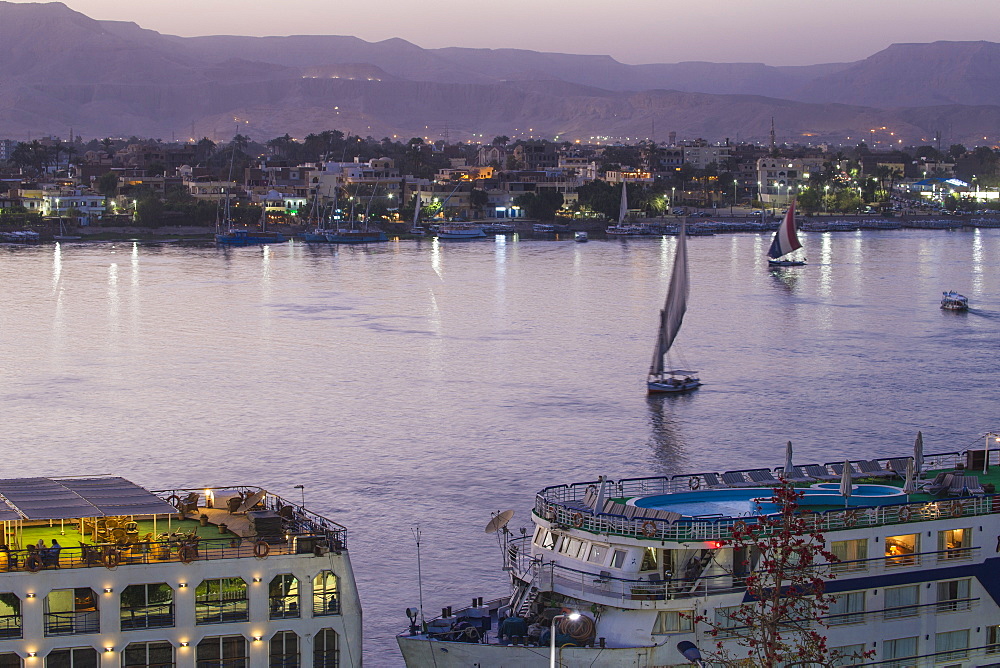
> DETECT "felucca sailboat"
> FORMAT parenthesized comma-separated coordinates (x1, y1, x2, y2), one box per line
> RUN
(767, 200, 806, 266)
(647, 219, 701, 394)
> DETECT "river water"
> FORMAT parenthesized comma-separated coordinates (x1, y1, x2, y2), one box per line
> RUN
(1, 229, 998, 664)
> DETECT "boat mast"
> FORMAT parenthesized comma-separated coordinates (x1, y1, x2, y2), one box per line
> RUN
(619, 182, 628, 225)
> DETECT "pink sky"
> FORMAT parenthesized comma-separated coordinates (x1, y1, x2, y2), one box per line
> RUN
(12, 0, 1000, 65)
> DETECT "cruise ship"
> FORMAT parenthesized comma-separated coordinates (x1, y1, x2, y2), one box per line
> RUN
(398, 442, 1000, 667)
(0, 476, 361, 667)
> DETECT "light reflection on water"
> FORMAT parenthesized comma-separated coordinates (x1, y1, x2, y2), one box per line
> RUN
(1, 229, 999, 664)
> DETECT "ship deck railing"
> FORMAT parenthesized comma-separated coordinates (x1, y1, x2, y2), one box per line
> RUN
(535, 449, 997, 542)
(0, 532, 337, 573)
(153, 486, 347, 549)
(530, 546, 981, 607)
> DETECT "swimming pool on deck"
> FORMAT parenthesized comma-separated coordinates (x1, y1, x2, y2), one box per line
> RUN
(630, 484, 906, 519)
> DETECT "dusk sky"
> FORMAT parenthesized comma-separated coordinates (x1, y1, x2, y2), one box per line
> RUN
(11, 0, 1000, 65)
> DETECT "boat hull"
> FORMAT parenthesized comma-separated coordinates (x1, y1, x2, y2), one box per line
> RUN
(398, 635, 664, 667)
(437, 230, 486, 239)
(768, 259, 806, 266)
(325, 231, 388, 244)
(647, 379, 702, 394)
(215, 232, 287, 245)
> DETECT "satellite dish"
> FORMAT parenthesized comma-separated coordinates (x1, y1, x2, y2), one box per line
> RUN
(485, 510, 514, 533)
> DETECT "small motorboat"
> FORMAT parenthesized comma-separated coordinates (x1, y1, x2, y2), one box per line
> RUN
(574, 231, 588, 242)
(940, 291, 969, 311)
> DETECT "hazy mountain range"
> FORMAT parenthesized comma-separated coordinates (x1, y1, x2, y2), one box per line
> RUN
(3, 1, 1000, 146)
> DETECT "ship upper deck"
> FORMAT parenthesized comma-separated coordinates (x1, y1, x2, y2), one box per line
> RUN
(0, 477, 347, 573)
(535, 449, 1000, 542)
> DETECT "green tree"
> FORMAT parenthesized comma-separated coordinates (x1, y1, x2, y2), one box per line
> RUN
(514, 190, 564, 221)
(96, 172, 119, 198)
(135, 195, 163, 227)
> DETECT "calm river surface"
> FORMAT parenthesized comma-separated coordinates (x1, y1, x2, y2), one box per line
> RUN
(2, 229, 999, 663)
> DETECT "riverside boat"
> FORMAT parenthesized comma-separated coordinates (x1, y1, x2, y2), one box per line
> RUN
(0, 476, 361, 666)
(398, 442, 1000, 667)
(436, 224, 486, 240)
(941, 291, 969, 311)
(215, 230, 287, 246)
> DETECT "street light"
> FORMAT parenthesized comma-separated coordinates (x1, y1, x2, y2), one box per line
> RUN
(731, 180, 737, 216)
(824, 185, 830, 214)
(293, 484, 305, 509)
(550, 611, 580, 668)
(676, 640, 705, 666)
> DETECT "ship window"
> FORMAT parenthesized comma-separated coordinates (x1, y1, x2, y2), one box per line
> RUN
(987, 625, 1000, 654)
(586, 544, 608, 564)
(531, 526, 545, 546)
(713, 605, 746, 638)
(936, 579, 971, 612)
(883, 636, 918, 667)
(44, 588, 99, 636)
(312, 571, 340, 616)
(884, 533, 918, 566)
(196, 635, 247, 668)
(123, 641, 173, 668)
(830, 538, 868, 572)
(195, 578, 248, 625)
(828, 591, 865, 625)
(269, 631, 299, 668)
(120, 583, 174, 630)
(0, 594, 21, 639)
(45, 647, 97, 668)
(611, 550, 628, 569)
(540, 531, 556, 550)
(652, 610, 693, 634)
(559, 538, 583, 559)
(640, 548, 657, 571)
(313, 628, 340, 668)
(830, 644, 866, 666)
(0, 653, 19, 668)
(884, 585, 919, 619)
(937, 528, 971, 560)
(935, 629, 969, 661)
(269, 575, 300, 619)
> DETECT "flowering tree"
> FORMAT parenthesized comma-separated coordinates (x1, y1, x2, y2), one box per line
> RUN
(691, 480, 872, 667)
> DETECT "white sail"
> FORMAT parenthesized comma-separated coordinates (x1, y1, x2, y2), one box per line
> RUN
(649, 219, 689, 376)
(412, 193, 421, 227)
(619, 183, 628, 225)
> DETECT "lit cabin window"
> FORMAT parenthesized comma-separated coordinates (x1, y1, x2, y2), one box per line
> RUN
(44, 588, 98, 636)
(937, 528, 971, 561)
(313, 571, 340, 616)
(269, 574, 300, 619)
(884, 534, 918, 566)
(0, 594, 21, 639)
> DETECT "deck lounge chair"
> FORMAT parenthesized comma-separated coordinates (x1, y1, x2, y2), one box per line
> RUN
(777, 466, 814, 483)
(855, 460, 896, 479)
(747, 469, 780, 485)
(829, 462, 862, 477)
(701, 473, 727, 489)
(601, 499, 626, 515)
(921, 472, 954, 495)
(803, 464, 839, 482)
(949, 475, 985, 497)
(721, 471, 755, 488)
(583, 486, 599, 509)
(887, 458, 912, 478)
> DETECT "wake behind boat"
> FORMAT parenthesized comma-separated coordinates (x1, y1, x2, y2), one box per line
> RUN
(647, 219, 700, 394)
(767, 200, 806, 266)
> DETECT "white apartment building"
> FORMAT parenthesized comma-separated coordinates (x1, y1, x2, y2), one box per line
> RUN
(756, 157, 826, 204)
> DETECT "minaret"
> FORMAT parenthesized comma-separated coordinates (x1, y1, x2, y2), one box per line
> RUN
(770, 117, 776, 152)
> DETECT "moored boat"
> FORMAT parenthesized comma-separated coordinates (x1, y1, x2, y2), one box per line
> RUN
(215, 229, 287, 246)
(0, 474, 361, 666)
(398, 440, 1000, 667)
(941, 291, 969, 311)
(324, 228, 388, 244)
(437, 224, 486, 240)
(574, 231, 588, 242)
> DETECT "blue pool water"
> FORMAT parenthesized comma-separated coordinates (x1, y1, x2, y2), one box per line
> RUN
(632, 484, 905, 518)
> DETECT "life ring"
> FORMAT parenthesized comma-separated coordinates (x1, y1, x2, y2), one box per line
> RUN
(951, 501, 964, 518)
(103, 550, 120, 569)
(463, 626, 480, 641)
(688, 477, 701, 490)
(166, 494, 181, 509)
(641, 521, 657, 537)
(253, 540, 270, 558)
(732, 519, 748, 534)
(25, 554, 42, 572)
(843, 510, 859, 528)
(571, 512, 584, 528)
(178, 545, 196, 564)
(897, 506, 913, 523)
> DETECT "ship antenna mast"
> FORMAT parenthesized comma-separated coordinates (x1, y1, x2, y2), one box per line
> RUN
(410, 526, 426, 629)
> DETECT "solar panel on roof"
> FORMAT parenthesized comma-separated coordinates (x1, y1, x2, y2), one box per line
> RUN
(0, 476, 178, 520)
